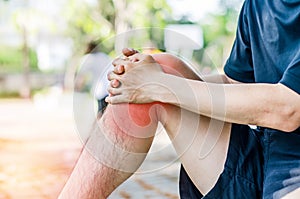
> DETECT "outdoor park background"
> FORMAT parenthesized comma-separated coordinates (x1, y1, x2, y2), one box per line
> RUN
(0, 0, 243, 198)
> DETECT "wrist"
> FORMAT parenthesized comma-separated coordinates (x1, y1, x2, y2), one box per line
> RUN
(152, 73, 179, 105)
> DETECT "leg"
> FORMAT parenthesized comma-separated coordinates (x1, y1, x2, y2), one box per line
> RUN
(59, 53, 232, 198)
(59, 103, 160, 198)
(153, 53, 232, 194)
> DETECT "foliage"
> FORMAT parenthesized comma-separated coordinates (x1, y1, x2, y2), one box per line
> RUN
(0, 46, 38, 73)
(196, 4, 241, 68)
(63, 0, 171, 55)
(127, 0, 171, 50)
(63, 0, 107, 52)
(202, 8, 238, 47)
(1, 0, 242, 73)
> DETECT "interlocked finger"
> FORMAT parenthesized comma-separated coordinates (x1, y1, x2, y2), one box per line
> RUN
(129, 53, 155, 63)
(107, 86, 121, 96)
(112, 57, 131, 67)
(107, 71, 121, 81)
(113, 65, 125, 75)
(111, 79, 121, 88)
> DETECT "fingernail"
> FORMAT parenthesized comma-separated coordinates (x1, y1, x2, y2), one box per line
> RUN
(118, 66, 122, 73)
(112, 80, 118, 88)
(119, 65, 125, 74)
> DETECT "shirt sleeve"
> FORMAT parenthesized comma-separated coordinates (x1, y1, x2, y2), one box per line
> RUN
(279, 56, 300, 94)
(224, 0, 255, 83)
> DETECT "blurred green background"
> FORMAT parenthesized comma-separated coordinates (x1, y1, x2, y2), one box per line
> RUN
(0, 1, 245, 198)
(0, 0, 243, 99)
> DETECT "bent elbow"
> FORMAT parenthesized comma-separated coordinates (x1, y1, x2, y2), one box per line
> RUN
(279, 122, 300, 133)
(273, 106, 300, 132)
(285, 116, 300, 132)
(262, 84, 300, 132)
(278, 123, 299, 133)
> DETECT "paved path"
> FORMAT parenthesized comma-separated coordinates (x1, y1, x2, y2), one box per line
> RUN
(0, 96, 180, 199)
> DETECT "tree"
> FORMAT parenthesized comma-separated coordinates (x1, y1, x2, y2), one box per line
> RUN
(63, 0, 171, 90)
(13, 0, 31, 98)
(199, 0, 242, 68)
(63, 0, 171, 53)
(3, 0, 56, 97)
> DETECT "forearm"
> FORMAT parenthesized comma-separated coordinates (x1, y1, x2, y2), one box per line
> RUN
(106, 52, 299, 131)
(201, 74, 233, 84)
(155, 74, 300, 132)
(152, 53, 234, 85)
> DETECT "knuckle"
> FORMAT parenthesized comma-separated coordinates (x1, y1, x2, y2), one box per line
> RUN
(116, 65, 125, 74)
(107, 87, 116, 95)
(145, 54, 154, 61)
(126, 62, 133, 68)
(123, 64, 131, 71)
(107, 71, 113, 80)
(111, 79, 120, 88)
(112, 58, 121, 66)
(107, 98, 113, 104)
(128, 92, 136, 103)
(113, 67, 119, 74)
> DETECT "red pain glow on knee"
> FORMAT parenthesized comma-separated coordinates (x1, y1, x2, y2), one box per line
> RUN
(103, 102, 166, 139)
(101, 54, 187, 139)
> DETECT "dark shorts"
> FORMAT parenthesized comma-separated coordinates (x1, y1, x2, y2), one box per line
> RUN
(179, 124, 300, 199)
(97, 97, 108, 113)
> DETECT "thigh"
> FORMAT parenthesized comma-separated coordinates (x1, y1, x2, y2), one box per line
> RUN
(153, 53, 232, 194)
(263, 129, 300, 199)
(160, 103, 232, 195)
(178, 124, 265, 199)
(151, 53, 264, 197)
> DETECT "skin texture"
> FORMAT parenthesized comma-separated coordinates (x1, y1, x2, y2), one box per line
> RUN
(59, 48, 300, 198)
(106, 50, 300, 132)
(59, 49, 233, 198)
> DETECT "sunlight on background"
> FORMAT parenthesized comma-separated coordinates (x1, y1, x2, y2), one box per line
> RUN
(168, 0, 220, 21)
(0, 0, 242, 198)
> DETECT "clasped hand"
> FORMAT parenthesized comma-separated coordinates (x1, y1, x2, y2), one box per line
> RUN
(105, 48, 164, 104)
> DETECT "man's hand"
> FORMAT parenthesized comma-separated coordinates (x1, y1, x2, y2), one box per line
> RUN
(106, 49, 165, 104)
(108, 48, 139, 88)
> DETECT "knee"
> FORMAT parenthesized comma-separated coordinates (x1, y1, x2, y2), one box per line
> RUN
(152, 53, 200, 80)
(101, 102, 166, 138)
(152, 53, 184, 76)
(100, 53, 197, 138)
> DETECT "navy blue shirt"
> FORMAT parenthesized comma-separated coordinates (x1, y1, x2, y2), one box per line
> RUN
(224, 0, 300, 94)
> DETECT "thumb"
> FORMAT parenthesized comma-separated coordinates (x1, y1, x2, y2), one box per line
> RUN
(105, 95, 126, 104)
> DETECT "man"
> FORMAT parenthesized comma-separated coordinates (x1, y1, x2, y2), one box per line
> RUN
(60, 0, 300, 198)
